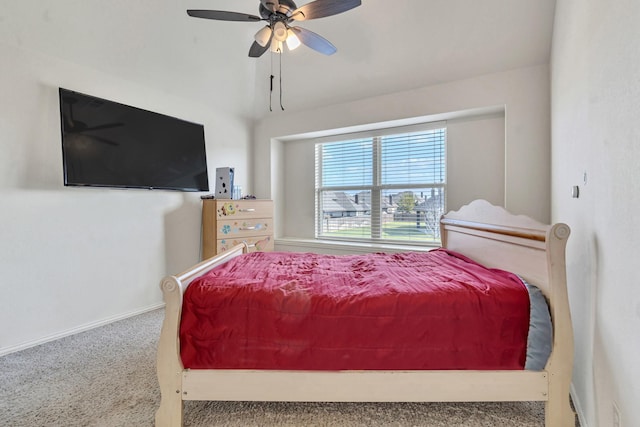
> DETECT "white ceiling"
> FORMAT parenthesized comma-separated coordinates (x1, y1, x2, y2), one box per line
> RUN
(0, 0, 556, 120)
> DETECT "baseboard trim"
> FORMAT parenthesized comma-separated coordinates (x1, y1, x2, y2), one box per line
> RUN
(0, 303, 165, 357)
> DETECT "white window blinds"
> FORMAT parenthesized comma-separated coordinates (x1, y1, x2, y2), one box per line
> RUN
(315, 125, 446, 245)
(320, 138, 372, 188)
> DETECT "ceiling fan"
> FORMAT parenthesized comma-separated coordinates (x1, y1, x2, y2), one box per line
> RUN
(187, 0, 362, 57)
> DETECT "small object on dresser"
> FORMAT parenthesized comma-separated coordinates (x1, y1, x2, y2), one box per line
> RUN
(200, 194, 216, 199)
(215, 167, 234, 198)
(232, 185, 242, 200)
(242, 195, 257, 199)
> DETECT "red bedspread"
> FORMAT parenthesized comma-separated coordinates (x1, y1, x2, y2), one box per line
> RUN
(180, 249, 530, 370)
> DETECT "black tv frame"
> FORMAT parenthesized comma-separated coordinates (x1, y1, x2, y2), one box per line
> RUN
(59, 88, 210, 192)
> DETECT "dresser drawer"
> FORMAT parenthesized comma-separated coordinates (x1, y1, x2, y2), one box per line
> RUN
(215, 200, 273, 220)
(217, 218, 273, 239)
(217, 235, 274, 253)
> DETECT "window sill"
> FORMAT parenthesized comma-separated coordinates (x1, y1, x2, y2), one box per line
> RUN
(274, 237, 438, 255)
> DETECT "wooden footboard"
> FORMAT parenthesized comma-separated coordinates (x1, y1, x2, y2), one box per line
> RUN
(155, 243, 249, 426)
(155, 200, 575, 427)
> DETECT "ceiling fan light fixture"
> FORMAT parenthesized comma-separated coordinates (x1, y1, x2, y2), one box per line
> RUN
(273, 21, 288, 42)
(285, 29, 301, 50)
(254, 25, 272, 47)
(270, 39, 283, 53)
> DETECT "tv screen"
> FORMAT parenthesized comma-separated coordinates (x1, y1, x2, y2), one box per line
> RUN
(59, 88, 209, 191)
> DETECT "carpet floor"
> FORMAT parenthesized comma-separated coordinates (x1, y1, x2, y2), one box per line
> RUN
(0, 308, 570, 426)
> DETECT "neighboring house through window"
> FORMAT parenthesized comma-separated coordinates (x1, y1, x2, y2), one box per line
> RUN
(315, 122, 446, 245)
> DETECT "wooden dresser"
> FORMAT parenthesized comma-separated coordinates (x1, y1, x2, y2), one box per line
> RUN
(201, 199, 274, 259)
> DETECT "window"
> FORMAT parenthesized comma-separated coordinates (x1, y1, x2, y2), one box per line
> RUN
(315, 124, 446, 245)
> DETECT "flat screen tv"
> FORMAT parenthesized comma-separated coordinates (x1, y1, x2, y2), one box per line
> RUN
(59, 88, 209, 191)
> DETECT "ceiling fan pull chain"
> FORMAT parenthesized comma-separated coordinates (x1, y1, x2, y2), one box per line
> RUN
(269, 74, 274, 112)
(279, 50, 285, 111)
(269, 51, 274, 111)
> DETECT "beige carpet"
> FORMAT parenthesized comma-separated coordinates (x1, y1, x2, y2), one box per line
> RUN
(0, 309, 571, 426)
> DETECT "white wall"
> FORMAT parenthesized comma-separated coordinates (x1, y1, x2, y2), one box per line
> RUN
(277, 113, 505, 241)
(551, 1, 640, 426)
(0, 41, 251, 354)
(254, 65, 551, 241)
(446, 114, 506, 211)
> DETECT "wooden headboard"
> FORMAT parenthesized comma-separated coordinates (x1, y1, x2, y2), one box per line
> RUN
(440, 199, 572, 367)
(440, 199, 569, 299)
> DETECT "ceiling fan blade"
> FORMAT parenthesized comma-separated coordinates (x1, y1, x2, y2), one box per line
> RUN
(260, 0, 281, 13)
(67, 133, 119, 147)
(88, 135, 120, 146)
(290, 26, 336, 55)
(290, 0, 361, 21)
(249, 40, 271, 58)
(82, 122, 124, 132)
(66, 120, 124, 133)
(187, 10, 262, 22)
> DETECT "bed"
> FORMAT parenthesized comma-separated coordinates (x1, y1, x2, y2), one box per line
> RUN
(155, 199, 575, 426)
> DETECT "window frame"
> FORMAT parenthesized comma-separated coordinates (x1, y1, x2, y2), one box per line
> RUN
(315, 121, 447, 247)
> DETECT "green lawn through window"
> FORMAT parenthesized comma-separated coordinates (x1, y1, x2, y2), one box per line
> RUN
(322, 221, 439, 242)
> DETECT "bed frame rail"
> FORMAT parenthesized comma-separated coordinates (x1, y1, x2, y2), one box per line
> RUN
(181, 370, 549, 403)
